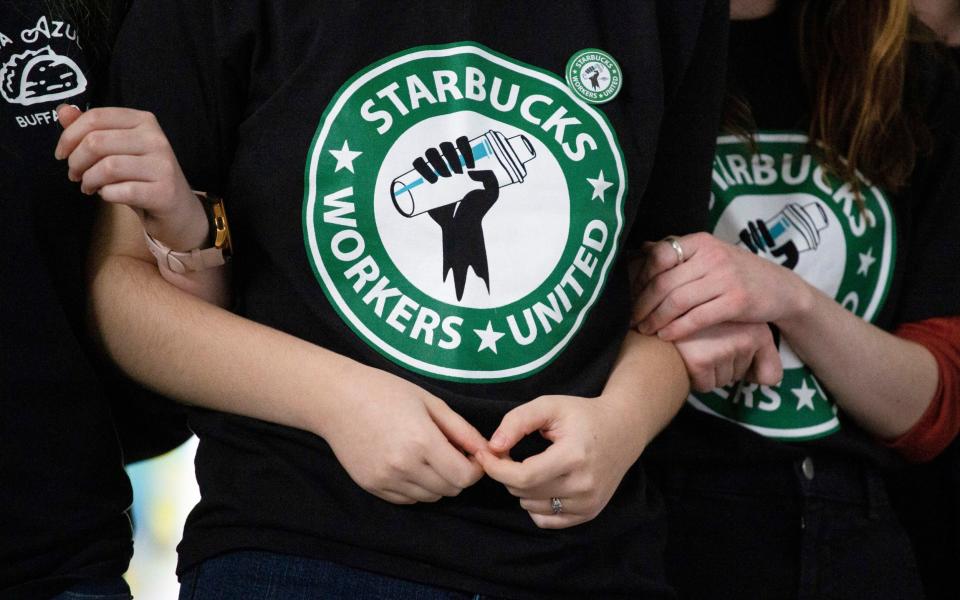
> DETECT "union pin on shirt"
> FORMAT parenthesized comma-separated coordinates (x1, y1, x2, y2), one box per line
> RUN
(303, 43, 628, 382)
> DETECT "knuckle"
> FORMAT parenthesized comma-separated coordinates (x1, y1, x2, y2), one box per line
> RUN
(515, 471, 534, 490)
(690, 354, 712, 372)
(452, 472, 471, 490)
(728, 288, 748, 307)
(85, 109, 103, 128)
(691, 232, 711, 244)
(144, 130, 167, 151)
(579, 472, 596, 492)
(734, 334, 754, 355)
(692, 376, 713, 393)
(570, 447, 588, 470)
(651, 275, 670, 297)
(385, 452, 410, 474)
(83, 130, 104, 154)
(157, 155, 176, 176)
(706, 245, 727, 266)
(101, 156, 120, 177)
(371, 464, 393, 485)
(653, 247, 672, 269)
(661, 294, 679, 316)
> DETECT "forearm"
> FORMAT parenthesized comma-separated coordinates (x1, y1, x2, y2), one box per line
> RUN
(90, 252, 355, 434)
(601, 331, 690, 449)
(777, 282, 939, 439)
(88, 206, 355, 436)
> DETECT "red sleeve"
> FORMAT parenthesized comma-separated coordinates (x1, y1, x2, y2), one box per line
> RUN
(885, 317, 960, 462)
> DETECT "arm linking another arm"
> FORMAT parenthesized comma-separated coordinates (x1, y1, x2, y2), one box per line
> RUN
(632, 233, 939, 440)
(87, 190, 486, 505)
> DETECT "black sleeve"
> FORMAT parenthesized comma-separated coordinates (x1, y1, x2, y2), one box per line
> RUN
(109, 0, 251, 192)
(894, 60, 960, 324)
(625, 0, 729, 250)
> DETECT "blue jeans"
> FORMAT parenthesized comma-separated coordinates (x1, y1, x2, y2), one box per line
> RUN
(178, 551, 498, 600)
(52, 577, 132, 600)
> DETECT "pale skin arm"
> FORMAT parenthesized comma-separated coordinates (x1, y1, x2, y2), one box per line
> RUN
(55, 105, 229, 306)
(633, 233, 938, 440)
(774, 285, 937, 439)
(477, 331, 690, 528)
(88, 202, 486, 504)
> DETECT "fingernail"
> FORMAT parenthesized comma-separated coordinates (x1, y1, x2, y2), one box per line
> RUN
(490, 434, 506, 450)
(56, 103, 68, 112)
(69, 104, 80, 111)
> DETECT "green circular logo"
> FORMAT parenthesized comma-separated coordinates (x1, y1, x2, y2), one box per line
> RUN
(303, 43, 627, 382)
(689, 133, 896, 440)
(565, 48, 623, 105)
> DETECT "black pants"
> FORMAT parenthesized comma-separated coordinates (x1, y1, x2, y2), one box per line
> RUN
(889, 440, 960, 600)
(651, 457, 925, 600)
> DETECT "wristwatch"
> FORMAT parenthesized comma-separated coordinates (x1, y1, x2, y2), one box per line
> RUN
(144, 191, 233, 274)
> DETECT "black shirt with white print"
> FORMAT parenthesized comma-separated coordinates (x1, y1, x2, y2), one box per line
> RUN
(646, 8, 960, 472)
(0, 1, 132, 598)
(111, 1, 729, 598)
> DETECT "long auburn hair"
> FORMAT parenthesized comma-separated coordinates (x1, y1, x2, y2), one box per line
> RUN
(729, 0, 929, 193)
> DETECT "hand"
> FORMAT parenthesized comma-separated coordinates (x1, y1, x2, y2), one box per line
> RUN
(418, 136, 500, 300)
(631, 233, 813, 340)
(476, 394, 642, 529)
(673, 322, 783, 392)
(419, 134, 500, 223)
(55, 105, 208, 251)
(318, 367, 486, 505)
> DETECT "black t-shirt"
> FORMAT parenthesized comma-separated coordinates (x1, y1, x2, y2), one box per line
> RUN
(885, 39, 960, 600)
(0, 2, 133, 598)
(111, 1, 729, 598)
(647, 9, 960, 472)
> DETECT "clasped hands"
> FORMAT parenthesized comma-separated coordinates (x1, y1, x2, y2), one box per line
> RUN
(317, 365, 645, 530)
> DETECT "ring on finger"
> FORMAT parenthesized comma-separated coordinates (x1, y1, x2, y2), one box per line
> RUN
(664, 236, 685, 267)
(551, 497, 564, 515)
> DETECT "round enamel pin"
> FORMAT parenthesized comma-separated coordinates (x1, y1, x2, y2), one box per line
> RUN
(565, 48, 622, 104)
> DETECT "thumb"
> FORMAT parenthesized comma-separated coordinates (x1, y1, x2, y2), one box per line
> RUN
(56, 104, 82, 129)
(748, 337, 784, 387)
(467, 169, 498, 191)
(423, 396, 487, 456)
(488, 397, 556, 454)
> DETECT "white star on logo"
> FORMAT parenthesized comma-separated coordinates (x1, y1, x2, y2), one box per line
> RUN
(329, 140, 363, 173)
(857, 247, 877, 276)
(587, 170, 614, 202)
(474, 321, 505, 354)
(792, 379, 817, 411)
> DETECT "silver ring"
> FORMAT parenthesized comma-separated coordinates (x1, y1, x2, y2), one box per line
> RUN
(551, 497, 563, 515)
(664, 236, 685, 266)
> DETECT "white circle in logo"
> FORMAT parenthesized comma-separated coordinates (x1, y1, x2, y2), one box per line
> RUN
(374, 111, 570, 309)
(713, 192, 846, 369)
